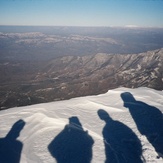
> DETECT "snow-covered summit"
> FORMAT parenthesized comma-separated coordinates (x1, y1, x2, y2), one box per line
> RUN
(0, 87, 163, 163)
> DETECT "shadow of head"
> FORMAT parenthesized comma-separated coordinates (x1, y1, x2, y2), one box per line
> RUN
(6, 119, 26, 140)
(121, 92, 136, 107)
(68, 116, 84, 130)
(97, 109, 112, 122)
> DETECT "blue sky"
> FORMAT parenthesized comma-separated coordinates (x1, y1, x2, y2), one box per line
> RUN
(0, 0, 163, 27)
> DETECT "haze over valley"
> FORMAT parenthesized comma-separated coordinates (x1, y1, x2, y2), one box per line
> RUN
(1, 26, 163, 60)
(0, 26, 163, 109)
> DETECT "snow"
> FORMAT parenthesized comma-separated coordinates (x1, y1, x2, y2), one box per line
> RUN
(0, 87, 163, 163)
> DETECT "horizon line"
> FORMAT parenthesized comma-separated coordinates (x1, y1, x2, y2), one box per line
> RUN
(0, 25, 163, 29)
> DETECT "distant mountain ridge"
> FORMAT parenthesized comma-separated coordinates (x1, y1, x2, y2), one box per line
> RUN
(1, 27, 163, 61)
(36, 48, 163, 93)
(0, 48, 163, 109)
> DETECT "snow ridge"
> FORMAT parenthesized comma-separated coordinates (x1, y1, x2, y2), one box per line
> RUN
(0, 87, 163, 163)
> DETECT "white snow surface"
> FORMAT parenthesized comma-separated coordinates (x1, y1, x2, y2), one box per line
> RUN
(0, 87, 163, 163)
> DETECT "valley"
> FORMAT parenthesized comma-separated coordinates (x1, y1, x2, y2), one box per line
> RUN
(0, 48, 163, 110)
(0, 26, 163, 109)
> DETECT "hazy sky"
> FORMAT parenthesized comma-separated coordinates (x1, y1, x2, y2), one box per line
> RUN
(0, 0, 163, 27)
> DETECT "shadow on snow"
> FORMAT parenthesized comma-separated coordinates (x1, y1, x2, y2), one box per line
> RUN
(0, 119, 25, 163)
(98, 109, 143, 163)
(121, 92, 163, 158)
(48, 116, 94, 163)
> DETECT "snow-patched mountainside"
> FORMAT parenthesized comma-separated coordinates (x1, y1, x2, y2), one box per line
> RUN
(0, 87, 163, 163)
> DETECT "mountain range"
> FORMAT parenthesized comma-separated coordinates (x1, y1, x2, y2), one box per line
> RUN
(0, 48, 163, 109)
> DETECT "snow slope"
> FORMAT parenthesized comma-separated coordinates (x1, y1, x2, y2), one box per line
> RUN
(0, 87, 163, 163)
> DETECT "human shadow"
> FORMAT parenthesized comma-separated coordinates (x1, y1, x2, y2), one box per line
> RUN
(0, 119, 26, 163)
(98, 109, 143, 163)
(121, 92, 163, 158)
(48, 116, 94, 163)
